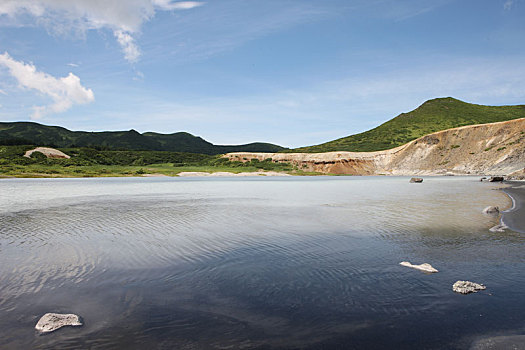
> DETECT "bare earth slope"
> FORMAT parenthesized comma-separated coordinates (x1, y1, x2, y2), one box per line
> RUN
(23, 147, 70, 159)
(225, 118, 525, 175)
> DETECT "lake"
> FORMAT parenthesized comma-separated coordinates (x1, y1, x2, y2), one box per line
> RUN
(0, 176, 523, 349)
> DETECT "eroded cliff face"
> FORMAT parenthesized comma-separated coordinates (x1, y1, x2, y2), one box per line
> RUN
(225, 118, 525, 175)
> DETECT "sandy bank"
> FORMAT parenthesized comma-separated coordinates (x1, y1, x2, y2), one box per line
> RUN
(177, 171, 291, 177)
(501, 181, 525, 233)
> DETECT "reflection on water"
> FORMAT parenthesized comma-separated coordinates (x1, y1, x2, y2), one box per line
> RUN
(0, 176, 523, 349)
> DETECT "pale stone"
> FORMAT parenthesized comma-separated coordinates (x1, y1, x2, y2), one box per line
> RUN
(452, 281, 486, 294)
(489, 224, 508, 232)
(399, 261, 438, 273)
(35, 313, 83, 333)
(482, 206, 499, 214)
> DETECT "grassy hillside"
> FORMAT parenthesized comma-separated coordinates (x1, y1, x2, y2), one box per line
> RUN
(293, 97, 525, 153)
(0, 122, 286, 155)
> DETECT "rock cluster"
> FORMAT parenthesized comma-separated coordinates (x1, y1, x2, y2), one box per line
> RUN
(452, 281, 486, 294)
(35, 313, 83, 334)
(409, 177, 423, 183)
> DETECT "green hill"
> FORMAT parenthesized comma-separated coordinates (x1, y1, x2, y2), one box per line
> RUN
(292, 97, 525, 153)
(0, 122, 286, 155)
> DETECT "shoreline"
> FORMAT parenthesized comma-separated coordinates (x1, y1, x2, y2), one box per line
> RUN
(501, 181, 525, 233)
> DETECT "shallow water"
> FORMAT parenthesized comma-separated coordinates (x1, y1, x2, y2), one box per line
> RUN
(0, 176, 523, 349)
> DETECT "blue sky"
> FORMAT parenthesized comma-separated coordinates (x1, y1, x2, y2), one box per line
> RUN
(0, 0, 524, 148)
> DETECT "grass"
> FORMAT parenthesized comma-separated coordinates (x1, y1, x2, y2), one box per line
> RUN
(0, 163, 300, 178)
(0, 145, 299, 178)
(292, 97, 525, 153)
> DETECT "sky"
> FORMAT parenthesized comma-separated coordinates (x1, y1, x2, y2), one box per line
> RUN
(0, 0, 524, 148)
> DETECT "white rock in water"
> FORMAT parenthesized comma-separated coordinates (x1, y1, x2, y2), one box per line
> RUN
(452, 281, 486, 294)
(489, 224, 508, 232)
(399, 261, 439, 273)
(35, 313, 83, 333)
(482, 206, 499, 214)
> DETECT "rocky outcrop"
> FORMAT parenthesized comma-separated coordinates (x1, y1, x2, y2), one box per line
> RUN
(35, 313, 83, 333)
(409, 178, 423, 183)
(489, 176, 504, 182)
(225, 118, 525, 175)
(399, 261, 438, 273)
(24, 147, 70, 159)
(452, 281, 486, 294)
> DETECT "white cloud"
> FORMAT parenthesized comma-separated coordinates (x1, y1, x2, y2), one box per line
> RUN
(152, 1, 204, 10)
(114, 30, 141, 63)
(0, 52, 94, 119)
(0, 0, 204, 62)
(67, 63, 79, 67)
(504, 0, 514, 10)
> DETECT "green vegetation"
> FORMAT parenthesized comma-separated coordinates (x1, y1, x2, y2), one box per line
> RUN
(0, 145, 295, 177)
(292, 97, 525, 153)
(0, 122, 286, 155)
(451, 144, 461, 149)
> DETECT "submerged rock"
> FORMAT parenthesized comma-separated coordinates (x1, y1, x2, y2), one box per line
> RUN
(489, 224, 508, 232)
(470, 335, 525, 350)
(410, 177, 423, 183)
(482, 206, 499, 214)
(35, 313, 83, 334)
(399, 261, 438, 273)
(452, 281, 486, 294)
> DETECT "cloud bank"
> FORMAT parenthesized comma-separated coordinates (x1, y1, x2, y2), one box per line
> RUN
(0, 0, 204, 62)
(0, 52, 94, 119)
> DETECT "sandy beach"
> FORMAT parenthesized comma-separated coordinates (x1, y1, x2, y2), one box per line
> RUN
(501, 182, 525, 233)
(177, 171, 291, 177)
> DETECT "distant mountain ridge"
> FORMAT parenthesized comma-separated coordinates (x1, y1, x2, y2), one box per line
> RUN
(293, 97, 525, 153)
(0, 122, 286, 155)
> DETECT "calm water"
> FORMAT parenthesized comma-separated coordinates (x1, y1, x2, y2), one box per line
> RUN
(0, 176, 523, 349)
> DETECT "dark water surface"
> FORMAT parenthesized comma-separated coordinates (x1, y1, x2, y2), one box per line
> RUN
(0, 176, 523, 349)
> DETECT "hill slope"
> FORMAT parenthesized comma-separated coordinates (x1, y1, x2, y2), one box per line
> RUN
(226, 117, 525, 175)
(293, 97, 525, 153)
(0, 122, 286, 155)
